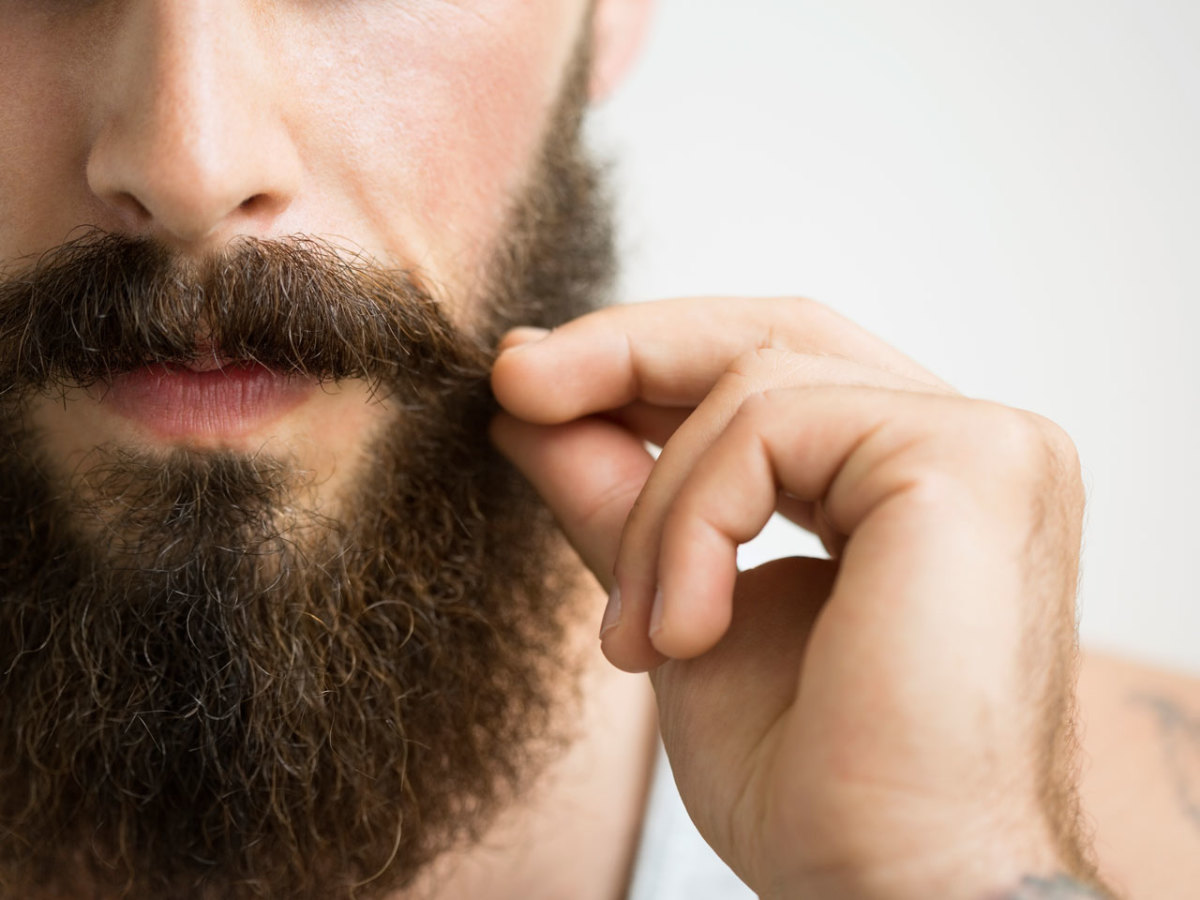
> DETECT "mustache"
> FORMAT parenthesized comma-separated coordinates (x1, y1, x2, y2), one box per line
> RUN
(0, 231, 490, 395)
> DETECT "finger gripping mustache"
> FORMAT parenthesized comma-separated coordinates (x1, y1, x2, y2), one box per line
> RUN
(0, 232, 488, 397)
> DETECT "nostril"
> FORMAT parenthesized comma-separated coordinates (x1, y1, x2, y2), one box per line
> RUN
(112, 191, 153, 225)
(239, 193, 271, 213)
(235, 192, 290, 225)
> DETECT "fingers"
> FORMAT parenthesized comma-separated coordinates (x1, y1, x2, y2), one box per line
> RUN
(775, 494, 848, 560)
(627, 385, 1059, 668)
(603, 401, 690, 449)
(616, 385, 939, 664)
(491, 300, 963, 672)
(495, 343, 952, 671)
(488, 412, 667, 671)
(489, 413, 653, 591)
(603, 352, 944, 666)
(491, 296, 955, 426)
(651, 391, 825, 659)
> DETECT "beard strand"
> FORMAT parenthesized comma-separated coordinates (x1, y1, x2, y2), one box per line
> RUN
(0, 38, 613, 900)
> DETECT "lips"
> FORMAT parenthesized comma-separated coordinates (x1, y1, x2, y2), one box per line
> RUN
(100, 360, 316, 440)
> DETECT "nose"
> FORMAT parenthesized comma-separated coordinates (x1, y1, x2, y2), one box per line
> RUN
(85, 0, 302, 249)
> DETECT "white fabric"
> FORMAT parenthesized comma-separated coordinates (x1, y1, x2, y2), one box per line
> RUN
(626, 745, 757, 900)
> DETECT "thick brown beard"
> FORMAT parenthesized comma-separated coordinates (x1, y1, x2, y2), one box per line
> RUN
(0, 40, 612, 900)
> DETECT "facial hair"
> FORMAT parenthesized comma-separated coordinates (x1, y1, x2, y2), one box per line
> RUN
(0, 44, 613, 900)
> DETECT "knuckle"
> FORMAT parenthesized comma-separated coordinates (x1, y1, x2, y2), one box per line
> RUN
(726, 346, 836, 397)
(727, 345, 790, 380)
(734, 387, 779, 426)
(1030, 413, 1086, 504)
(987, 404, 1046, 460)
(777, 294, 843, 333)
(951, 401, 1033, 457)
(777, 294, 828, 319)
(966, 403, 1083, 494)
(720, 349, 808, 414)
(1030, 412, 1081, 466)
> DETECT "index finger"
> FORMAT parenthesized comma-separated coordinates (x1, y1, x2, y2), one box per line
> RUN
(491, 296, 952, 424)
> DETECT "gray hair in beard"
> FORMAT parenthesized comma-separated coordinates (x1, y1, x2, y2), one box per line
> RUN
(0, 41, 614, 900)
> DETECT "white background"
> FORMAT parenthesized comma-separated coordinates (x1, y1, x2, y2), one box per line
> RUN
(591, 0, 1200, 673)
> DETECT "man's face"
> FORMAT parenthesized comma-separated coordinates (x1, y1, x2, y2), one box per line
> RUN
(1, 0, 589, 478)
(0, 2, 641, 897)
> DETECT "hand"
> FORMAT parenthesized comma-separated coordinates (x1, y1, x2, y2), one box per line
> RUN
(490, 297, 1096, 899)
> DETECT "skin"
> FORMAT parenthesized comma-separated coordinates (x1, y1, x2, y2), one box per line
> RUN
(0, 0, 593, 496)
(0, 3, 659, 898)
(0, 1, 1196, 897)
(492, 301, 1200, 898)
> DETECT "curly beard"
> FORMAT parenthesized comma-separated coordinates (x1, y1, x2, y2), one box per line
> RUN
(0, 41, 613, 900)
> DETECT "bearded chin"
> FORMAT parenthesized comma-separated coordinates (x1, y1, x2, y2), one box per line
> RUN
(0, 382, 579, 899)
(0, 43, 611, 900)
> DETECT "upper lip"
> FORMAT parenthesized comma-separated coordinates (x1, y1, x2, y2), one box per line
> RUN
(180, 345, 235, 372)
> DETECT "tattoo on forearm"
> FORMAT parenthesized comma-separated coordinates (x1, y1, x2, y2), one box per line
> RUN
(1131, 691, 1200, 829)
(993, 874, 1110, 898)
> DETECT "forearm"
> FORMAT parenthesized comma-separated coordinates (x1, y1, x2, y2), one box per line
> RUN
(922, 649, 1200, 900)
(1075, 651, 1200, 898)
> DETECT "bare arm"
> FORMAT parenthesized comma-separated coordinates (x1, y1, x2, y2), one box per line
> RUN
(1076, 650, 1200, 898)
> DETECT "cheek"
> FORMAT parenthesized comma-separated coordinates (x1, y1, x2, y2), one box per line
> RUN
(0, 22, 104, 258)
(284, 4, 582, 298)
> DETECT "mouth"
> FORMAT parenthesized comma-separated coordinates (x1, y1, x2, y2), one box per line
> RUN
(98, 357, 318, 441)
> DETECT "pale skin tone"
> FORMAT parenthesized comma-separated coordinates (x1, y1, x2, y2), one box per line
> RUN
(0, 1, 1197, 898)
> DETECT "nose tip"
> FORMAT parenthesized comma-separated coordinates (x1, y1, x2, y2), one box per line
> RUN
(87, 128, 297, 245)
(84, 3, 301, 249)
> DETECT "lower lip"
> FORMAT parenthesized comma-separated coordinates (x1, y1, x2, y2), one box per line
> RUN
(100, 363, 315, 440)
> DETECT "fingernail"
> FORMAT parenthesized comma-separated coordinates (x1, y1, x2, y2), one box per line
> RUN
(501, 327, 551, 352)
(649, 587, 664, 638)
(600, 585, 622, 640)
